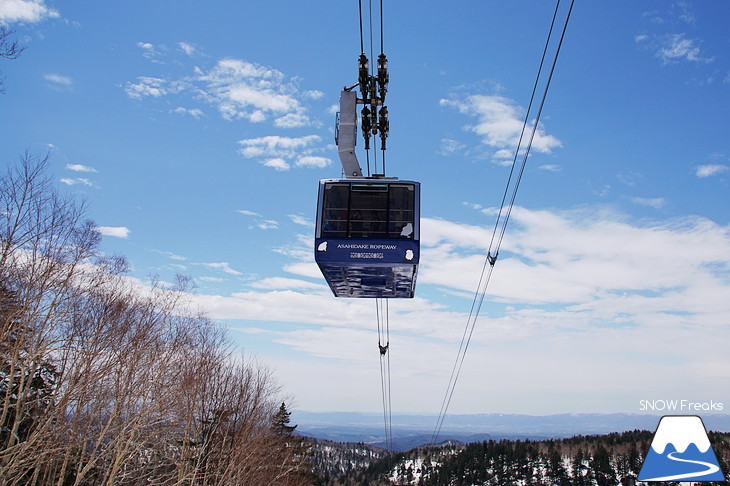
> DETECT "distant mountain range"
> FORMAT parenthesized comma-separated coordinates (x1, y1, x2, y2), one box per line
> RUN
(292, 412, 730, 451)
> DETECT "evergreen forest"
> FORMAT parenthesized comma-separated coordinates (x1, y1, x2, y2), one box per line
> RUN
(313, 430, 730, 486)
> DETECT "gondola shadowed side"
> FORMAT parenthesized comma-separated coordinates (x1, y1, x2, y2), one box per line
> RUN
(315, 178, 420, 298)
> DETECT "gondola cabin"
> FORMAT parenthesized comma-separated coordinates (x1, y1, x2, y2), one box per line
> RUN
(315, 178, 420, 298)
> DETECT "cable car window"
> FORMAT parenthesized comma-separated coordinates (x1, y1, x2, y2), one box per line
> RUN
(320, 181, 416, 239)
(388, 185, 415, 238)
(350, 184, 387, 238)
(321, 184, 349, 237)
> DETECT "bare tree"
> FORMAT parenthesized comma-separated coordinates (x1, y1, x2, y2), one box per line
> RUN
(0, 152, 314, 485)
(0, 25, 25, 93)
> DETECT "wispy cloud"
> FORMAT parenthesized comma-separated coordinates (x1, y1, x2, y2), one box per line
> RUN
(658, 34, 712, 64)
(303, 89, 324, 100)
(264, 158, 290, 171)
(196, 58, 314, 127)
(0, 0, 59, 23)
(238, 135, 320, 158)
(66, 163, 97, 173)
(61, 163, 97, 187)
(201, 261, 243, 276)
(44, 73, 72, 90)
(188, 206, 730, 412)
(420, 207, 730, 306)
(237, 209, 280, 230)
(289, 214, 313, 227)
(636, 33, 713, 65)
(123, 55, 320, 129)
(440, 94, 562, 163)
(295, 156, 331, 169)
(237, 209, 261, 217)
(94, 226, 130, 238)
(151, 249, 187, 261)
(630, 196, 666, 209)
(136, 41, 167, 63)
(124, 76, 175, 99)
(538, 164, 561, 172)
(256, 220, 279, 230)
(60, 177, 93, 187)
(249, 277, 325, 291)
(177, 41, 200, 57)
(695, 164, 729, 178)
(438, 138, 466, 156)
(237, 135, 329, 171)
(172, 106, 204, 118)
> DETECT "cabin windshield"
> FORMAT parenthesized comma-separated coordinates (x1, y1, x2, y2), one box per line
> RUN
(321, 182, 415, 239)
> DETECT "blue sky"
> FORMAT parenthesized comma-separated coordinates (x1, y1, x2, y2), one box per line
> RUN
(2, 0, 729, 417)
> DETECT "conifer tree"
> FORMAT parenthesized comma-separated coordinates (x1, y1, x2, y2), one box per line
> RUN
(272, 402, 298, 436)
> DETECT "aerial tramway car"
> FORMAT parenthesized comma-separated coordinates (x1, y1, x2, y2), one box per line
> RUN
(314, 86, 420, 298)
(315, 177, 420, 298)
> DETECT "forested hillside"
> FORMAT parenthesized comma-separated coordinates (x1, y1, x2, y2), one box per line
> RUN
(313, 430, 730, 486)
(0, 154, 313, 484)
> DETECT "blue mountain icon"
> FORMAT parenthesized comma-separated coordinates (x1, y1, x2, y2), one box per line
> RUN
(639, 415, 726, 482)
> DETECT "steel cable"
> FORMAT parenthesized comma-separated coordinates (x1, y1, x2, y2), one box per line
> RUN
(431, 0, 575, 444)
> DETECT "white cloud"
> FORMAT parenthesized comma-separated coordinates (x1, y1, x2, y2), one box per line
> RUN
(659, 34, 712, 64)
(172, 106, 204, 118)
(249, 277, 325, 291)
(438, 138, 466, 156)
(295, 156, 331, 169)
(263, 158, 290, 171)
(421, 208, 730, 306)
(124, 76, 171, 99)
(94, 226, 130, 238)
(0, 0, 59, 23)
(123, 56, 320, 130)
(151, 249, 187, 261)
(440, 94, 562, 161)
(630, 196, 666, 209)
(136, 41, 167, 63)
(237, 135, 328, 171)
(237, 209, 281, 229)
(256, 219, 279, 230)
(178, 41, 199, 57)
(637, 33, 714, 65)
(44, 73, 72, 89)
(617, 171, 642, 186)
(289, 214, 313, 227)
(695, 164, 728, 178)
(59, 177, 93, 187)
(237, 209, 261, 217)
(202, 261, 243, 276)
(303, 89, 325, 100)
(184, 206, 730, 413)
(197, 58, 312, 125)
(274, 112, 310, 128)
(538, 164, 561, 172)
(238, 135, 320, 159)
(66, 163, 97, 173)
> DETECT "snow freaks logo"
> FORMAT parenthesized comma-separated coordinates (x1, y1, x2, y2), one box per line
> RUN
(638, 415, 726, 482)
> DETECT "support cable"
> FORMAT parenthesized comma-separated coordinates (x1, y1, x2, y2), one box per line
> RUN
(379, 0, 384, 55)
(376, 298, 393, 452)
(431, 0, 575, 444)
(359, 0, 393, 452)
(358, 0, 365, 55)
